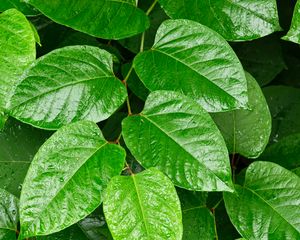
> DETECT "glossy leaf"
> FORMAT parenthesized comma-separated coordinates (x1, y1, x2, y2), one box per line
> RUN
(212, 73, 271, 158)
(103, 168, 183, 240)
(224, 162, 300, 239)
(25, 0, 150, 39)
(122, 90, 234, 191)
(10, 45, 127, 130)
(19, 121, 126, 238)
(282, 0, 300, 44)
(134, 19, 248, 112)
(0, 0, 38, 16)
(0, 9, 36, 117)
(158, 0, 281, 41)
(0, 188, 19, 240)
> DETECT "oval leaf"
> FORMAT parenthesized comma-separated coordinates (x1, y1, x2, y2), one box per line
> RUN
(158, 0, 281, 41)
(0, 9, 36, 114)
(103, 168, 182, 240)
(19, 121, 126, 238)
(10, 45, 127, 130)
(133, 19, 248, 112)
(224, 162, 300, 239)
(25, 0, 150, 39)
(282, 0, 300, 44)
(122, 90, 233, 191)
(212, 73, 271, 158)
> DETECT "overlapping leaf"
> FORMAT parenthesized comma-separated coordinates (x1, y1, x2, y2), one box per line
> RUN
(10, 45, 127, 130)
(19, 121, 126, 238)
(283, 0, 300, 44)
(0, 0, 37, 16)
(122, 90, 234, 191)
(134, 19, 248, 112)
(103, 168, 182, 240)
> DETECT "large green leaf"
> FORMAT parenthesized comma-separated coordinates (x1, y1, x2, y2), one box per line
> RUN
(212, 73, 271, 158)
(25, 0, 149, 40)
(0, 9, 36, 120)
(224, 162, 300, 239)
(103, 168, 182, 240)
(10, 45, 127, 130)
(134, 19, 248, 112)
(0, 188, 19, 240)
(282, 0, 300, 44)
(122, 90, 233, 191)
(19, 121, 126, 238)
(0, 118, 51, 197)
(0, 0, 38, 15)
(158, 0, 281, 41)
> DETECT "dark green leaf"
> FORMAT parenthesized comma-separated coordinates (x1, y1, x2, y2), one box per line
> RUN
(10, 45, 127, 130)
(25, 0, 150, 39)
(19, 121, 126, 238)
(224, 162, 300, 239)
(158, 0, 281, 41)
(212, 73, 271, 158)
(0, 0, 38, 16)
(282, 0, 300, 44)
(103, 168, 182, 240)
(134, 19, 248, 112)
(122, 90, 233, 191)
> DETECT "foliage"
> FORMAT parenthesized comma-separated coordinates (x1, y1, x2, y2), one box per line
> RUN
(0, 0, 300, 239)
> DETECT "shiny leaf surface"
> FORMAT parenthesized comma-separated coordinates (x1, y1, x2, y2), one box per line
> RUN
(25, 0, 150, 39)
(19, 121, 126, 238)
(282, 0, 300, 44)
(103, 168, 182, 240)
(158, 0, 281, 41)
(134, 19, 248, 112)
(0, 0, 38, 16)
(212, 73, 271, 158)
(122, 90, 233, 191)
(10, 45, 127, 130)
(224, 162, 300, 239)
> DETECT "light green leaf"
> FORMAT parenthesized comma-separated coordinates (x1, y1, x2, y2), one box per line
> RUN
(134, 19, 248, 112)
(0, 188, 19, 240)
(10, 45, 127, 130)
(0, 9, 36, 123)
(25, 0, 150, 39)
(282, 0, 300, 44)
(0, 0, 38, 16)
(19, 121, 126, 238)
(122, 90, 233, 191)
(224, 162, 300, 239)
(103, 168, 182, 240)
(158, 0, 281, 41)
(212, 73, 271, 158)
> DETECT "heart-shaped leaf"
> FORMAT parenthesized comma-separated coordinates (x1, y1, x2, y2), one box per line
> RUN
(134, 19, 248, 112)
(10, 45, 127, 130)
(103, 168, 182, 240)
(122, 90, 234, 191)
(282, 0, 300, 44)
(19, 121, 126, 238)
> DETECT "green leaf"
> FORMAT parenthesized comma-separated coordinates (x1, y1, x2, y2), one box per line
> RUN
(0, 188, 19, 240)
(0, 118, 51, 197)
(25, 0, 150, 40)
(122, 90, 233, 191)
(10, 45, 127, 130)
(158, 0, 281, 41)
(19, 121, 126, 238)
(224, 162, 300, 239)
(134, 19, 248, 112)
(212, 73, 271, 158)
(0, 0, 38, 16)
(0, 9, 36, 122)
(103, 168, 182, 240)
(282, 0, 300, 44)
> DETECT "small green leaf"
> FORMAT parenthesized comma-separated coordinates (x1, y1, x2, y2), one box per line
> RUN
(224, 162, 300, 239)
(0, 0, 38, 16)
(103, 168, 183, 240)
(10, 45, 127, 130)
(134, 19, 248, 112)
(25, 0, 150, 39)
(212, 73, 271, 158)
(19, 121, 126, 238)
(282, 0, 300, 44)
(0, 188, 19, 240)
(158, 0, 281, 41)
(122, 90, 233, 191)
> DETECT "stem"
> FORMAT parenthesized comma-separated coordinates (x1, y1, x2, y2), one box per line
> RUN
(140, 32, 145, 52)
(122, 65, 134, 115)
(146, 0, 158, 15)
(125, 162, 134, 175)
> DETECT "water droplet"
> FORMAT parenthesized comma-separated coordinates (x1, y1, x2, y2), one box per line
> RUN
(12, 210, 16, 215)
(18, 184, 22, 191)
(59, 177, 64, 182)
